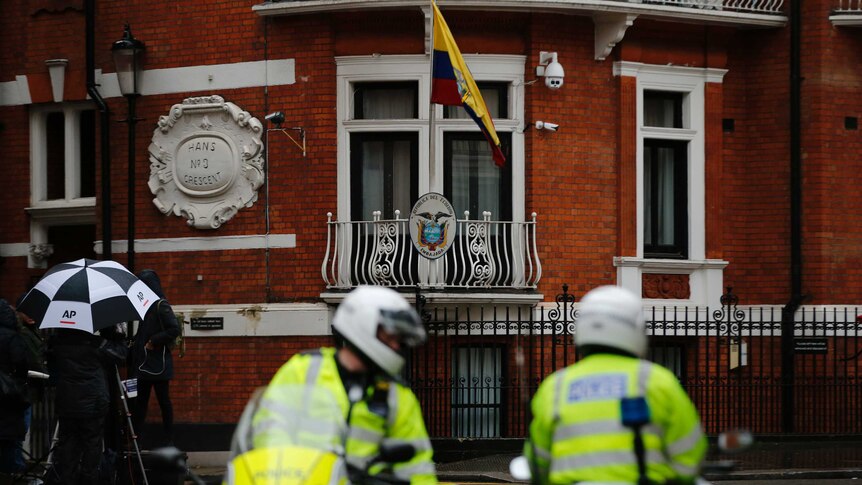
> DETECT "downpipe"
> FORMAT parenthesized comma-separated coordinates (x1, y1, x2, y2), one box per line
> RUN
(780, 0, 804, 433)
(85, 0, 112, 261)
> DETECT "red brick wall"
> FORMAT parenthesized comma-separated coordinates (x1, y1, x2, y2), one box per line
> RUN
(163, 336, 333, 424)
(800, 13, 862, 303)
(4, 0, 862, 431)
(527, 14, 621, 299)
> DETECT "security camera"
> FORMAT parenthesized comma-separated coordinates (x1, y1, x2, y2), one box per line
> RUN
(264, 111, 285, 125)
(535, 121, 559, 132)
(537, 51, 565, 90)
(544, 60, 564, 90)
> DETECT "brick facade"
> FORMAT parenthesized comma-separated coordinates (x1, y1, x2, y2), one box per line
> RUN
(1, 0, 861, 434)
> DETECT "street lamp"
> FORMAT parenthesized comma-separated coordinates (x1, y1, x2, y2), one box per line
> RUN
(112, 24, 144, 273)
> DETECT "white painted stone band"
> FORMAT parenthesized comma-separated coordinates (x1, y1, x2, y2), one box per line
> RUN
(0, 59, 295, 107)
(93, 234, 296, 254)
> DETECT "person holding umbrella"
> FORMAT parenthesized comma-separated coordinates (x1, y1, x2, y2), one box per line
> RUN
(132, 269, 181, 447)
(47, 323, 127, 484)
(16, 258, 161, 484)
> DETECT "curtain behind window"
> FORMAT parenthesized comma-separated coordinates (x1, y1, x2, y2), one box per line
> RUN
(358, 139, 413, 219)
(450, 138, 501, 220)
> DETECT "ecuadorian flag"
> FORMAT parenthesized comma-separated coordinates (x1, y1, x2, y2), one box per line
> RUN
(430, 2, 506, 167)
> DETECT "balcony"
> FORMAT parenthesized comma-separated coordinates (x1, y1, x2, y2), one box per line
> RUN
(254, 0, 785, 61)
(831, 0, 862, 25)
(253, 0, 787, 27)
(322, 211, 542, 292)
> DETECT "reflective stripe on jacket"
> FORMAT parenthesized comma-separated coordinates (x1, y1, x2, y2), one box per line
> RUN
(259, 348, 437, 485)
(525, 354, 706, 485)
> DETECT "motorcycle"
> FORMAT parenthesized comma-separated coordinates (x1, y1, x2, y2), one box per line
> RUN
(509, 429, 753, 485)
(149, 383, 415, 485)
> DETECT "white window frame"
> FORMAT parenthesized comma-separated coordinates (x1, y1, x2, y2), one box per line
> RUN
(613, 62, 728, 307)
(335, 54, 526, 224)
(27, 102, 97, 268)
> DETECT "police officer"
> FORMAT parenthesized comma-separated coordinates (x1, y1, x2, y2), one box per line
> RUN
(524, 285, 706, 485)
(254, 286, 437, 485)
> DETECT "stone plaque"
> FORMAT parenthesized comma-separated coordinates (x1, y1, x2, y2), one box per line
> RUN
(148, 95, 264, 229)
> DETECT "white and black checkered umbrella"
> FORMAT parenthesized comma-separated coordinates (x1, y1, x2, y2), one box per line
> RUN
(17, 258, 159, 334)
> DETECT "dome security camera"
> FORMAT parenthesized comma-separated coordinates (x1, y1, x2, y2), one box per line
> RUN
(538, 51, 565, 90)
(543, 60, 564, 90)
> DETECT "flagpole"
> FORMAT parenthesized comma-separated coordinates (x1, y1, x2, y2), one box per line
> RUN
(427, 0, 436, 286)
(428, 0, 436, 189)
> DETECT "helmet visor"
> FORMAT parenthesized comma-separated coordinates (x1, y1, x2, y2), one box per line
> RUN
(379, 308, 426, 347)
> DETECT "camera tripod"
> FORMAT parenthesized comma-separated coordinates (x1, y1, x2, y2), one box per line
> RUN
(115, 365, 149, 485)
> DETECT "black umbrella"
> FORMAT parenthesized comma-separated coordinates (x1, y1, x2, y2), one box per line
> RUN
(17, 258, 159, 334)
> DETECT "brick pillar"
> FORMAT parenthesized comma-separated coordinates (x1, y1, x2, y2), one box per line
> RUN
(618, 75, 637, 257)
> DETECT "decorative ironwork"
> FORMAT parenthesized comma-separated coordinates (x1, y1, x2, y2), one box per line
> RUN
(641, 0, 784, 13)
(322, 212, 541, 289)
(414, 286, 431, 324)
(406, 285, 862, 438)
(712, 286, 745, 336)
(835, 0, 862, 11)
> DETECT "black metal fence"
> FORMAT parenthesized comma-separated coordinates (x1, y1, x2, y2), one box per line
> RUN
(408, 286, 862, 438)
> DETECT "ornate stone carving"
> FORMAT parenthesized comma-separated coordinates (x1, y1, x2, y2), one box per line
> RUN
(148, 95, 264, 229)
(642, 273, 691, 299)
(29, 243, 54, 263)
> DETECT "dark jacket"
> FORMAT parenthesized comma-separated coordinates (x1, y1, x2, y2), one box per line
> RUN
(134, 269, 180, 381)
(48, 327, 125, 418)
(0, 299, 28, 440)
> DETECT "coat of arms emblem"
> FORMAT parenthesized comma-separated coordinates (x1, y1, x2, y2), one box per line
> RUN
(409, 193, 456, 259)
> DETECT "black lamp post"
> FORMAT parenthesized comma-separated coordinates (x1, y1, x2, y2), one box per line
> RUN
(112, 24, 144, 273)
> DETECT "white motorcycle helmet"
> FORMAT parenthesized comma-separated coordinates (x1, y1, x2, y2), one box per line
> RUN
(575, 285, 647, 358)
(332, 286, 426, 379)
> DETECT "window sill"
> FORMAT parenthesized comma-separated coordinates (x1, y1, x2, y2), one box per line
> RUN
(614, 256, 728, 307)
(613, 256, 728, 272)
(26, 198, 97, 224)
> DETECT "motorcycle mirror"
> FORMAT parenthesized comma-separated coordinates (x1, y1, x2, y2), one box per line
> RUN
(717, 429, 754, 453)
(377, 442, 416, 465)
(509, 455, 532, 480)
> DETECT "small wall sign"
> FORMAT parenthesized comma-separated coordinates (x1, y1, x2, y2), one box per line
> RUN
(409, 192, 456, 259)
(794, 337, 828, 354)
(190, 316, 224, 330)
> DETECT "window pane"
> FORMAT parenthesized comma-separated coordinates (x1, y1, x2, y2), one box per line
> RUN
(353, 82, 418, 120)
(79, 110, 96, 198)
(47, 224, 96, 268)
(445, 83, 507, 119)
(46, 112, 65, 200)
(656, 146, 676, 245)
(644, 139, 687, 258)
(351, 133, 418, 220)
(451, 346, 502, 438)
(360, 141, 385, 219)
(648, 343, 684, 381)
(444, 133, 511, 222)
(391, 141, 412, 217)
(644, 91, 683, 128)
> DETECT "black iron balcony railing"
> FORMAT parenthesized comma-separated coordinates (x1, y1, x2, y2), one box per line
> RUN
(322, 211, 542, 290)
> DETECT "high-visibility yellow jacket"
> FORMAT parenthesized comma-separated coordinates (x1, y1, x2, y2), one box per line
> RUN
(255, 348, 437, 485)
(525, 354, 706, 485)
